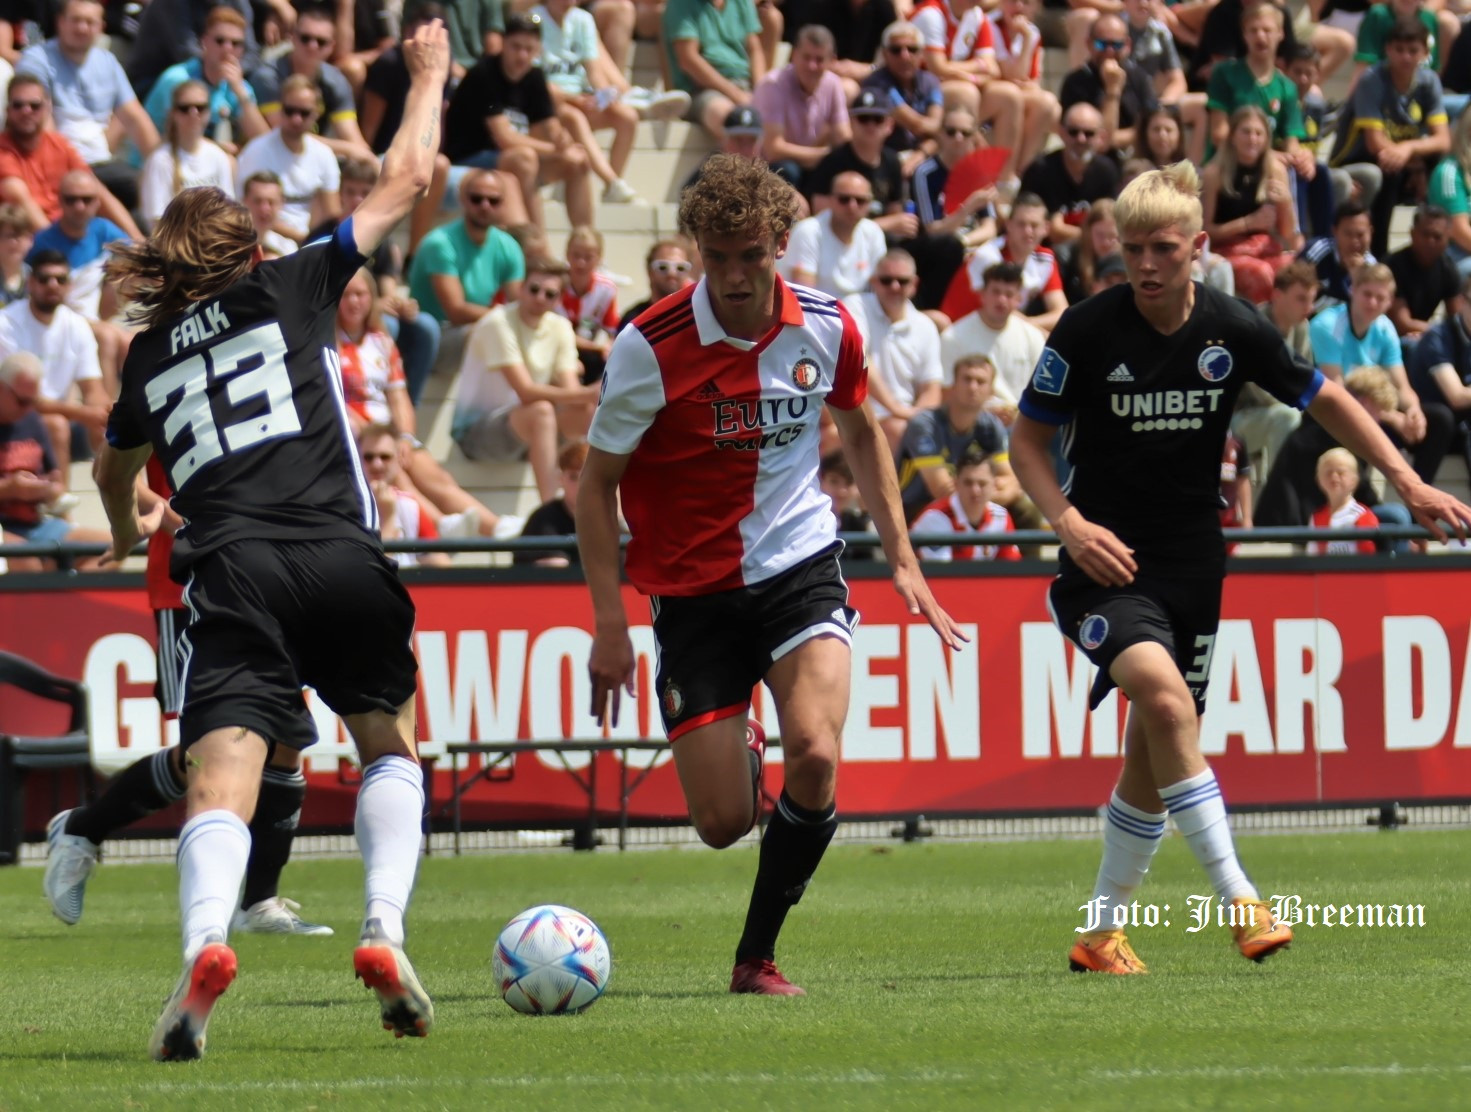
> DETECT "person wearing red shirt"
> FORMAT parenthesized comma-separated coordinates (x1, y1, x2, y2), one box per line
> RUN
(1307, 446, 1378, 554)
(910, 455, 1021, 561)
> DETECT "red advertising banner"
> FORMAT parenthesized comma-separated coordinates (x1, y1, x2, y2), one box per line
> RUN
(3, 565, 1471, 834)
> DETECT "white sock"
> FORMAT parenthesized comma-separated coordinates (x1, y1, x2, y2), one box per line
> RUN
(1160, 769, 1258, 902)
(177, 809, 251, 961)
(355, 754, 424, 944)
(1090, 792, 1167, 917)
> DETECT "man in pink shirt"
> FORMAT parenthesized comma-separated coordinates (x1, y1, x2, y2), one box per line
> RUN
(752, 25, 850, 194)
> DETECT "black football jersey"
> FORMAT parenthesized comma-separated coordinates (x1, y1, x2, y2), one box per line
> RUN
(1020, 282, 1323, 564)
(106, 223, 378, 572)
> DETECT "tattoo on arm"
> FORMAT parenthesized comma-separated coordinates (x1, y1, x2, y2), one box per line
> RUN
(421, 106, 439, 148)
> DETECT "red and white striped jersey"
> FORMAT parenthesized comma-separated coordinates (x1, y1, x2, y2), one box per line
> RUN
(1307, 499, 1377, 555)
(985, 11, 1041, 79)
(911, 494, 1019, 561)
(337, 328, 406, 425)
(559, 271, 620, 335)
(588, 277, 868, 595)
(940, 236, 1062, 322)
(914, 0, 992, 59)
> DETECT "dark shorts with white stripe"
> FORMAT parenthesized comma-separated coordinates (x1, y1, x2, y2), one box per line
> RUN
(176, 537, 418, 751)
(154, 607, 188, 716)
(650, 542, 858, 741)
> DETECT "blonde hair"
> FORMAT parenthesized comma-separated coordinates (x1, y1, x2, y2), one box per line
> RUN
(337, 266, 384, 336)
(166, 80, 210, 200)
(1316, 446, 1358, 478)
(566, 225, 603, 255)
(280, 73, 323, 112)
(1351, 262, 1395, 293)
(1115, 161, 1203, 238)
(107, 186, 257, 330)
(1214, 106, 1272, 205)
(1344, 367, 1399, 412)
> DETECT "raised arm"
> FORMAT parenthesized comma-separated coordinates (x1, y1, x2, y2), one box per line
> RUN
(348, 20, 450, 257)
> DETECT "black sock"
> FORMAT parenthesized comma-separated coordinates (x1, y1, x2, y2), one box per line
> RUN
(65, 749, 184, 844)
(241, 766, 306, 909)
(734, 789, 837, 964)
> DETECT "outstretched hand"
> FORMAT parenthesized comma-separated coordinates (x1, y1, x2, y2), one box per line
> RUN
(587, 627, 637, 727)
(402, 18, 450, 84)
(893, 564, 970, 651)
(1402, 481, 1471, 544)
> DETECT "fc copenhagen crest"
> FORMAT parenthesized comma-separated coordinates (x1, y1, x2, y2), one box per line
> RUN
(792, 357, 820, 391)
(1198, 345, 1233, 383)
(1079, 614, 1109, 651)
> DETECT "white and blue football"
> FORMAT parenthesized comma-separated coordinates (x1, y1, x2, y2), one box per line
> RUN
(492, 904, 612, 1014)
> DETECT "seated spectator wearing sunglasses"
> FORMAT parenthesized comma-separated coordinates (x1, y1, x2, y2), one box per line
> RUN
(858, 21, 944, 174)
(1059, 13, 1158, 154)
(143, 6, 269, 156)
(235, 74, 341, 244)
(618, 239, 696, 333)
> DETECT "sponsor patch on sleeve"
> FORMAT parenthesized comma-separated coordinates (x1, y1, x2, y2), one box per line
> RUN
(1032, 347, 1069, 396)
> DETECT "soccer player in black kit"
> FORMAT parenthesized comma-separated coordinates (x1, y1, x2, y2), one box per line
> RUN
(91, 22, 452, 1062)
(1009, 162, 1471, 975)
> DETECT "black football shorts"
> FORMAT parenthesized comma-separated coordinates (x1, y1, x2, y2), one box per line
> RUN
(1048, 559, 1223, 715)
(650, 543, 859, 740)
(176, 536, 418, 750)
(154, 606, 188, 717)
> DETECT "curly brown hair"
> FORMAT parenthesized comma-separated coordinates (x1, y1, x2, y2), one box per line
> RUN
(107, 186, 258, 331)
(678, 154, 800, 245)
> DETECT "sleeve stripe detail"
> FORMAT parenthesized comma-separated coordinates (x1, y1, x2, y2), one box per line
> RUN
(1296, 368, 1326, 410)
(639, 305, 695, 346)
(1018, 395, 1070, 425)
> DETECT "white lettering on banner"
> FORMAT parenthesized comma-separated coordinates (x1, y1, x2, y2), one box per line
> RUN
(85, 633, 163, 774)
(1383, 616, 1451, 750)
(1199, 621, 1274, 755)
(416, 630, 528, 759)
(528, 627, 595, 769)
(846, 624, 903, 761)
(1019, 623, 1120, 759)
(1274, 619, 1346, 753)
(906, 623, 981, 760)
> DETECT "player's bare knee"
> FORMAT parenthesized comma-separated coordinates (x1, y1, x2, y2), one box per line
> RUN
(1132, 684, 1195, 737)
(694, 809, 748, 849)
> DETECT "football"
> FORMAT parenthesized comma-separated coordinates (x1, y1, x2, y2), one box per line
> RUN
(492, 904, 612, 1014)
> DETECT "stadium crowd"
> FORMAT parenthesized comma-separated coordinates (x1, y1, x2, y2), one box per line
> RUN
(3, 0, 1471, 571)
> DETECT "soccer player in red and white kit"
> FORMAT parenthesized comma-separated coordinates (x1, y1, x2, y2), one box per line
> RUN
(579, 154, 967, 996)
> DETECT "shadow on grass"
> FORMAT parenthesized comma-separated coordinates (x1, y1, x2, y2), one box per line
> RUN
(0, 1049, 137, 1063)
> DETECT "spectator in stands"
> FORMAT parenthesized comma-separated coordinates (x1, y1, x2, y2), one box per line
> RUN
(841, 248, 943, 452)
(1330, 18, 1450, 259)
(817, 450, 877, 558)
(988, 0, 1062, 175)
(0, 205, 31, 304)
(453, 257, 599, 504)
(537, 3, 690, 126)
(1059, 13, 1157, 153)
(1138, 103, 1186, 168)
(1123, 0, 1188, 105)
(249, 4, 374, 161)
(1233, 261, 1314, 467)
(1202, 105, 1301, 304)
(1020, 101, 1119, 246)
(0, 251, 105, 480)
(338, 270, 508, 538)
(236, 76, 341, 243)
(788, 0, 896, 96)
(618, 239, 695, 331)
(1285, 41, 1353, 234)
(1189, 0, 1314, 91)
(32, 170, 127, 320)
(408, 169, 526, 370)
(560, 225, 619, 383)
(1431, 110, 1471, 278)
(1056, 197, 1119, 304)
(514, 438, 587, 566)
(444, 13, 594, 229)
(141, 80, 237, 229)
(445, 0, 505, 79)
(783, 170, 888, 297)
(1353, 0, 1460, 82)
(333, 0, 398, 99)
(809, 91, 916, 240)
(663, 0, 764, 142)
(361, 424, 454, 568)
(535, 0, 650, 205)
(1313, 261, 1452, 481)
(913, 106, 997, 250)
(1301, 199, 1375, 309)
(1412, 274, 1471, 459)
(0, 74, 139, 239)
(127, 0, 261, 101)
(858, 20, 943, 170)
(752, 25, 849, 194)
(1255, 366, 1414, 543)
(1305, 447, 1380, 554)
(310, 158, 440, 403)
(1386, 204, 1462, 348)
(1220, 431, 1253, 542)
(939, 192, 1066, 330)
(939, 260, 1044, 409)
(912, 0, 1027, 191)
(143, 6, 268, 157)
(910, 454, 1020, 562)
(240, 170, 296, 258)
(896, 352, 1009, 523)
(0, 352, 109, 570)
(17, 0, 160, 211)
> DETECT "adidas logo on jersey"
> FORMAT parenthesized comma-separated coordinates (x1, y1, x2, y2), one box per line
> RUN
(1107, 364, 1134, 383)
(696, 379, 723, 399)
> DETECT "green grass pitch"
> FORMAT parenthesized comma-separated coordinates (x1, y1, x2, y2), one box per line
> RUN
(1, 830, 1467, 1111)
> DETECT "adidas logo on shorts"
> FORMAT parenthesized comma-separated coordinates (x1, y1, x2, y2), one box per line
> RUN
(1107, 364, 1134, 383)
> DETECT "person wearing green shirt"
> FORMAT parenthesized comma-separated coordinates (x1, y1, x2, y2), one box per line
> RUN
(1353, 0, 1449, 73)
(407, 169, 527, 368)
(663, 0, 765, 141)
(446, 0, 506, 76)
(1429, 111, 1471, 277)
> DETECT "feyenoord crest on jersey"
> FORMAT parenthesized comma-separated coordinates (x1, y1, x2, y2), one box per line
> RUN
(662, 681, 685, 719)
(791, 357, 820, 391)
